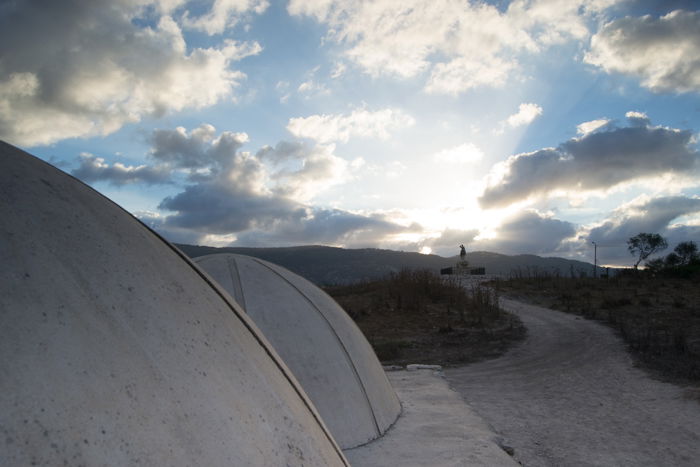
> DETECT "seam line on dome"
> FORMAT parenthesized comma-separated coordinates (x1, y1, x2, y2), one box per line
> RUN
(227, 256, 247, 311)
(23, 143, 350, 467)
(159, 248, 349, 464)
(249, 256, 382, 438)
(152, 242, 349, 465)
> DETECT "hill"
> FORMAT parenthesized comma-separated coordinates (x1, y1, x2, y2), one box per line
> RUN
(176, 244, 604, 285)
(464, 251, 606, 278)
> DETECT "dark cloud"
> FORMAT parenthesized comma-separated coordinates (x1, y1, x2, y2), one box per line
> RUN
(256, 141, 307, 163)
(232, 208, 404, 248)
(136, 212, 207, 246)
(474, 211, 577, 255)
(623, 1, 700, 15)
(586, 9, 700, 93)
(589, 196, 700, 245)
(150, 124, 214, 169)
(150, 126, 302, 233)
(480, 117, 699, 208)
(149, 124, 249, 172)
(664, 224, 700, 246)
(158, 181, 305, 233)
(0, 1, 260, 146)
(427, 229, 480, 256)
(583, 196, 700, 266)
(425, 211, 576, 257)
(137, 124, 405, 247)
(72, 153, 172, 186)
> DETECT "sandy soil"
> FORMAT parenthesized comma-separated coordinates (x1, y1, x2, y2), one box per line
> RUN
(445, 298, 700, 467)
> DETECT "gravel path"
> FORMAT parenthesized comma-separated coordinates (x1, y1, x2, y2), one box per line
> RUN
(445, 298, 700, 467)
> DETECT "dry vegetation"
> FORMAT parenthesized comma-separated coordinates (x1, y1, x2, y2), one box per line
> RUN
(324, 269, 525, 367)
(490, 271, 700, 383)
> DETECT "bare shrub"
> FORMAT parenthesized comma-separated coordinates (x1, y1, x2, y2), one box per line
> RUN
(326, 269, 525, 366)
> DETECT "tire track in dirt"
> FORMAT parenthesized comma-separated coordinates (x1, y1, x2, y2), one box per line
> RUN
(445, 298, 700, 467)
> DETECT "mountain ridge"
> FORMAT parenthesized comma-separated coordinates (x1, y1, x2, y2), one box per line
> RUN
(176, 243, 605, 285)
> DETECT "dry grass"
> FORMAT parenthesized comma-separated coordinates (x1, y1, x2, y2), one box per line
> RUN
(490, 272, 700, 383)
(324, 269, 525, 367)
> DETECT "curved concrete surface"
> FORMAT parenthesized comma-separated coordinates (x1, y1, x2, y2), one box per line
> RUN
(0, 141, 347, 466)
(195, 253, 402, 448)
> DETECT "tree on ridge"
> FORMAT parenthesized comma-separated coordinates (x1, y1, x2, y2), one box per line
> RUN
(674, 241, 699, 266)
(627, 233, 668, 269)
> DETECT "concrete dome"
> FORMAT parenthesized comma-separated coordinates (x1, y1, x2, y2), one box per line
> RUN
(194, 253, 401, 448)
(0, 141, 347, 466)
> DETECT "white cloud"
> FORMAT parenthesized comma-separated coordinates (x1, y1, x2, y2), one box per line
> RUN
(287, 108, 415, 144)
(506, 103, 543, 128)
(258, 142, 349, 202)
(289, 0, 614, 94)
(577, 118, 610, 135)
(182, 0, 269, 35)
(0, 1, 262, 147)
(386, 160, 407, 179)
(585, 10, 700, 93)
(295, 66, 332, 98)
(425, 57, 515, 95)
(433, 143, 484, 164)
(72, 153, 173, 186)
(625, 111, 647, 120)
(330, 62, 347, 78)
(350, 157, 366, 169)
(624, 110, 651, 127)
(275, 81, 291, 103)
(73, 123, 352, 208)
(297, 79, 329, 97)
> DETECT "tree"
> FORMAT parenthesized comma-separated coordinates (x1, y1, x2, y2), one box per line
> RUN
(627, 233, 668, 269)
(644, 257, 665, 274)
(664, 252, 681, 267)
(673, 241, 698, 265)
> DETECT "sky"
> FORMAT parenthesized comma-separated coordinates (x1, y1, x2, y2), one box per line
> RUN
(2, 0, 700, 267)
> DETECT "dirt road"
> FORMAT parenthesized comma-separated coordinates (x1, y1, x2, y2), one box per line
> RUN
(445, 298, 700, 466)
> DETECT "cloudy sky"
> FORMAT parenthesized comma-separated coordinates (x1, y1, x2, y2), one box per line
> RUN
(3, 0, 700, 267)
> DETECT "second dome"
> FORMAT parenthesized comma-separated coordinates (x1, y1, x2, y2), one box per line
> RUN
(194, 253, 401, 449)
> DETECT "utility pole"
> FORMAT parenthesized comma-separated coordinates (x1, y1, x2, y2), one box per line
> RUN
(592, 241, 597, 278)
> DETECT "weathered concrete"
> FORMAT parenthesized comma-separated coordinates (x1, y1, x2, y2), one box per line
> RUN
(195, 253, 402, 448)
(0, 141, 347, 466)
(345, 369, 519, 466)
